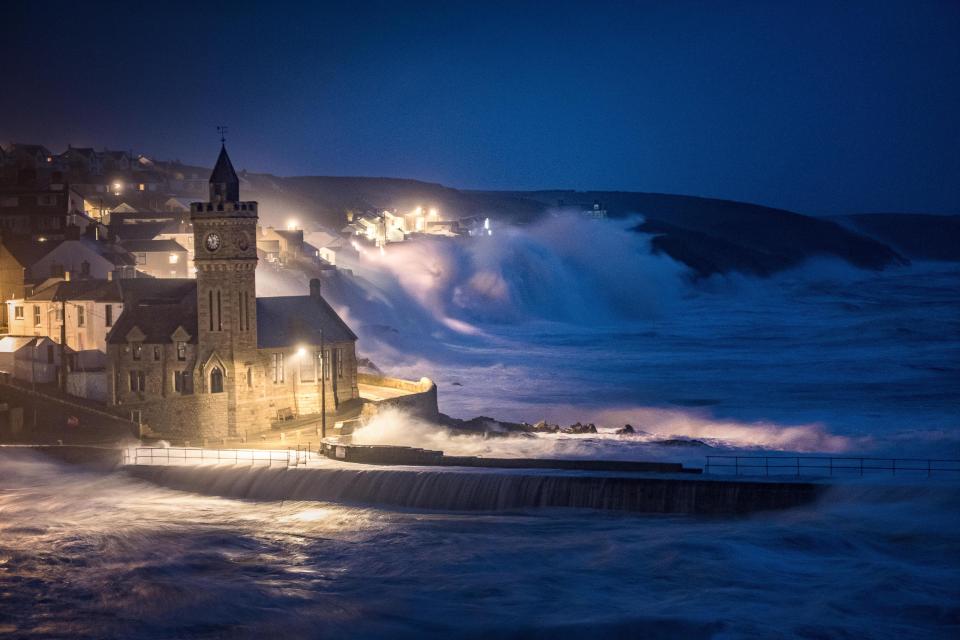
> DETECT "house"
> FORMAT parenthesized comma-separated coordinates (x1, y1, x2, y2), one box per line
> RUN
(256, 227, 305, 263)
(104, 144, 359, 440)
(5, 277, 123, 372)
(0, 336, 61, 384)
(27, 236, 136, 282)
(0, 183, 91, 238)
(117, 238, 189, 278)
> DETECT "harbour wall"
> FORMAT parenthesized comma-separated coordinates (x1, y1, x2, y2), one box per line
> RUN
(124, 463, 823, 515)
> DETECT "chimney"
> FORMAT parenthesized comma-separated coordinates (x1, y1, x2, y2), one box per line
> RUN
(309, 278, 322, 300)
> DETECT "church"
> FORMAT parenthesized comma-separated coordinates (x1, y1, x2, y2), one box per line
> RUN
(105, 145, 359, 440)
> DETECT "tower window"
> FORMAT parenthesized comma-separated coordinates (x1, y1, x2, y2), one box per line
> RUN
(210, 367, 224, 393)
(177, 341, 186, 361)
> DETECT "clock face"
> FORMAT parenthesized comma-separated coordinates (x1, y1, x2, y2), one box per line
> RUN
(205, 232, 222, 252)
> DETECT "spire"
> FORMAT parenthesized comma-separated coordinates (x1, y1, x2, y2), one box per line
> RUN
(209, 144, 240, 203)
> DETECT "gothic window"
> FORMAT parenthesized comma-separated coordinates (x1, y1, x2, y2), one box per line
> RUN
(153, 346, 161, 361)
(216, 290, 222, 331)
(132, 343, 141, 361)
(208, 290, 214, 331)
(210, 367, 224, 393)
(271, 353, 284, 383)
(177, 341, 186, 361)
(246, 366, 253, 388)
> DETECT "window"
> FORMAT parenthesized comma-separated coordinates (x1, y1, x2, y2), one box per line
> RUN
(105, 304, 113, 327)
(271, 352, 284, 383)
(132, 343, 141, 361)
(246, 367, 253, 388)
(33, 305, 40, 326)
(174, 371, 184, 393)
(153, 346, 161, 361)
(337, 348, 344, 378)
(176, 341, 186, 361)
(80, 261, 90, 276)
(169, 253, 179, 264)
(14, 306, 23, 320)
(46, 344, 54, 364)
(210, 367, 224, 393)
(208, 290, 222, 332)
(321, 349, 329, 380)
(128, 370, 145, 392)
(77, 306, 85, 327)
(300, 352, 315, 382)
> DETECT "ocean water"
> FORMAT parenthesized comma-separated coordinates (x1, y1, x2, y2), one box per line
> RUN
(1, 449, 958, 639)
(303, 217, 960, 460)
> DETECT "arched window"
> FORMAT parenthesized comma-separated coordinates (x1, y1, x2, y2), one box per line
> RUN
(210, 367, 224, 393)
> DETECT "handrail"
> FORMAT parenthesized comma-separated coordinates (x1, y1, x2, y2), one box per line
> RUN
(705, 455, 960, 477)
(123, 444, 312, 468)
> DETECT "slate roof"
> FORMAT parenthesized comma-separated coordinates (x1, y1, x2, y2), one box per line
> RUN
(119, 238, 188, 253)
(1, 236, 60, 267)
(108, 279, 198, 344)
(256, 295, 357, 348)
(210, 145, 239, 188)
(27, 278, 122, 303)
(111, 221, 168, 241)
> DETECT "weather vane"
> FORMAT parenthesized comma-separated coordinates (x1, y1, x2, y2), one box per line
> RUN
(217, 125, 228, 145)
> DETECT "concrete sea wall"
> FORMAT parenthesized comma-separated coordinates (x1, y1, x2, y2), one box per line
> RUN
(125, 463, 823, 515)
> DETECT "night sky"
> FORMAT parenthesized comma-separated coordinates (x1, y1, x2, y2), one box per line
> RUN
(4, 0, 959, 214)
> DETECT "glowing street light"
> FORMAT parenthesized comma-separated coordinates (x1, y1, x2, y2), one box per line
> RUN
(287, 219, 299, 230)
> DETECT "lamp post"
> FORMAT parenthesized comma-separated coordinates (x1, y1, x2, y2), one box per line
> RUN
(320, 329, 326, 440)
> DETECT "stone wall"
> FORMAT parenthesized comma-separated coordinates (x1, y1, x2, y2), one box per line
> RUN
(358, 374, 439, 421)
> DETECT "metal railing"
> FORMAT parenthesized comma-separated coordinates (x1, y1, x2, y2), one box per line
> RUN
(705, 455, 960, 478)
(123, 444, 312, 467)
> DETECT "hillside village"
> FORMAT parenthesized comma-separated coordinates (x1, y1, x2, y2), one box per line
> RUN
(0, 142, 439, 443)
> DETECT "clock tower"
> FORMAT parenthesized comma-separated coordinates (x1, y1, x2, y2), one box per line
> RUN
(190, 144, 258, 435)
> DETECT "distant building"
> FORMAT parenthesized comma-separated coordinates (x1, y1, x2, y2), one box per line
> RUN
(117, 238, 189, 278)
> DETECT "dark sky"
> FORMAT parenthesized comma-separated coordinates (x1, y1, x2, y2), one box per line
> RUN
(4, 1, 959, 214)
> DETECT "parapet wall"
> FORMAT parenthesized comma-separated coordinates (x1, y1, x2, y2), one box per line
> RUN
(358, 373, 439, 421)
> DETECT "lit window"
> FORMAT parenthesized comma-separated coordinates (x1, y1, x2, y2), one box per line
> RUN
(13, 306, 23, 320)
(77, 306, 85, 327)
(169, 253, 179, 264)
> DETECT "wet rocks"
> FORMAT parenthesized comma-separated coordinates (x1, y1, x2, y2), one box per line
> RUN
(561, 422, 598, 434)
(615, 424, 636, 435)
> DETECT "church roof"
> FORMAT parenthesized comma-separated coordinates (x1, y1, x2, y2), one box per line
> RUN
(119, 238, 188, 253)
(256, 295, 357, 348)
(210, 145, 239, 186)
(108, 279, 198, 344)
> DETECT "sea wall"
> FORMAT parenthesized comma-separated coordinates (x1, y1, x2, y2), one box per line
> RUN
(125, 464, 823, 515)
(358, 373, 439, 420)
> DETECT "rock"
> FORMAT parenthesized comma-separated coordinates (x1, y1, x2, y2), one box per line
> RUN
(616, 424, 636, 435)
(650, 438, 712, 448)
(530, 420, 560, 433)
(561, 422, 598, 434)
